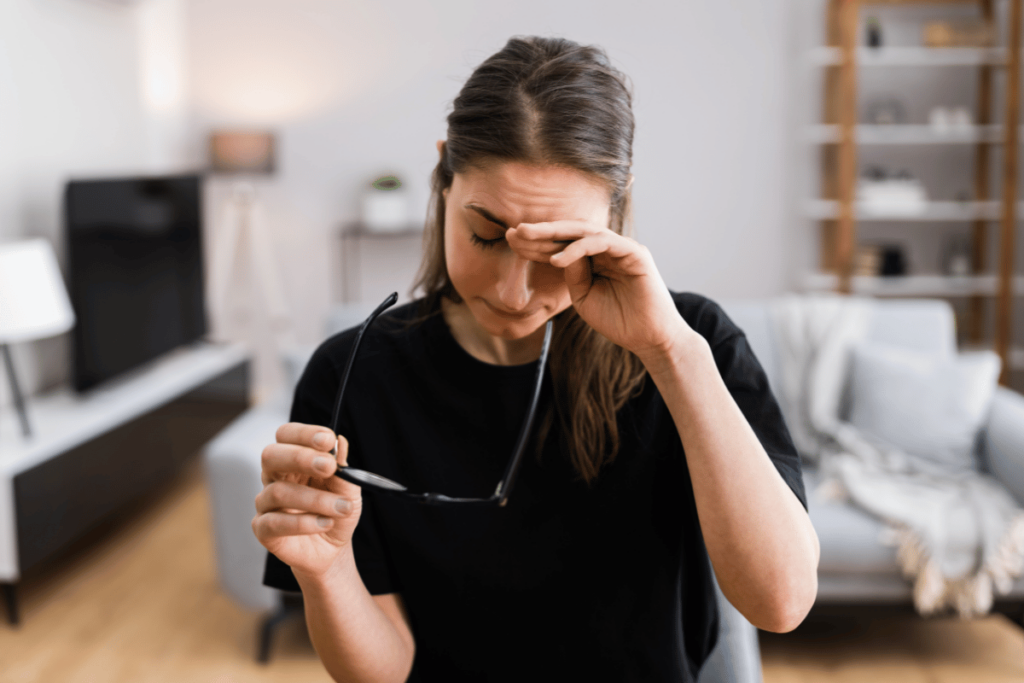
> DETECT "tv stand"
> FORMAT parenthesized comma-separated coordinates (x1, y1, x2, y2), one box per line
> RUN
(0, 341, 250, 625)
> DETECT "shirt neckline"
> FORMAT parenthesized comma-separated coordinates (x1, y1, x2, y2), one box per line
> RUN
(420, 301, 540, 375)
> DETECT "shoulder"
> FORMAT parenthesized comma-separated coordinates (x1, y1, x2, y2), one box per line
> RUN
(306, 298, 430, 373)
(668, 290, 743, 351)
(289, 298, 432, 424)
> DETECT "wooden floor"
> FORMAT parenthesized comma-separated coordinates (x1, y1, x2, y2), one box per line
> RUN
(0, 457, 1021, 683)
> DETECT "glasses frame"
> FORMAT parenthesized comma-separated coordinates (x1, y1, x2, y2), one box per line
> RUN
(330, 292, 552, 507)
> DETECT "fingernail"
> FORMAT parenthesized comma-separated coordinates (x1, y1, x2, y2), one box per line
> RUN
(334, 498, 352, 514)
(317, 516, 332, 528)
(313, 456, 333, 474)
(313, 432, 329, 447)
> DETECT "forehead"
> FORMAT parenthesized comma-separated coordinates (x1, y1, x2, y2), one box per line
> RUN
(453, 161, 611, 224)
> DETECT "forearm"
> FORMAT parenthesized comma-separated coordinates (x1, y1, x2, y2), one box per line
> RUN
(294, 551, 414, 682)
(640, 327, 820, 633)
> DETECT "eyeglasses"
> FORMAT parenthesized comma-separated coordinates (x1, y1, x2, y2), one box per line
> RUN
(331, 292, 552, 507)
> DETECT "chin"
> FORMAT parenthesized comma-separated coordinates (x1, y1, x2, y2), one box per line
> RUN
(472, 301, 548, 339)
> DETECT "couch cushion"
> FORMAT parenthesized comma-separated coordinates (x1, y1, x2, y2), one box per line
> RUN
(863, 299, 957, 357)
(848, 345, 1001, 474)
(804, 466, 901, 574)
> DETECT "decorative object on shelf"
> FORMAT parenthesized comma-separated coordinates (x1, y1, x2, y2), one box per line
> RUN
(361, 174, 411, 233)
(942, 234, 973, 277)
(857, 167, 928, 215)
(928, 105, 973, 133)
(864, 97, 906, 125)
(208, 130, 293, 346)
(0, 239, 76, 438)
(854, 244, 883, 276)
(923, 20, 994, 48)
(879, 244, 908, 277)
(866, 16, 883, 48)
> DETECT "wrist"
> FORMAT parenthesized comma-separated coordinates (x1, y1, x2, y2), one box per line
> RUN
(291, 547, 358, 592)
(636, 323, 711, 380)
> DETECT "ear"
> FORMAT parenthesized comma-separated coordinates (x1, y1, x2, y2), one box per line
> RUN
(436, 140, 445, 159)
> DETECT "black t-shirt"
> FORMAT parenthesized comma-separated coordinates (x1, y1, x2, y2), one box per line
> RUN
(263, 291, 807, 682)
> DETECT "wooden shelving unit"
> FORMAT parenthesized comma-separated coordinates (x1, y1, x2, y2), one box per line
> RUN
(812, 0, 1023, 383)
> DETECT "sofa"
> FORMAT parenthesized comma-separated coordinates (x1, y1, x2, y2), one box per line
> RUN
(202, 297, 1024, 679)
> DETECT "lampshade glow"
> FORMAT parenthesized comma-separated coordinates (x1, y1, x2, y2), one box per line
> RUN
(209, 131, 276, 174)
(0, 239, 76, 343)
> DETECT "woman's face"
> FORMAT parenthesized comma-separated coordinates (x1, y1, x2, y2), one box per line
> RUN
(442, 158, 612, 341)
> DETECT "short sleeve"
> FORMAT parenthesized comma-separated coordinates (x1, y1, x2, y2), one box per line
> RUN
(261, 339, 403, 595)
(675, 293, 808, 512)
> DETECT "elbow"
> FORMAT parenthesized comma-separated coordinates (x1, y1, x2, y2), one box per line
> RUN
(758, 573, 818, 633)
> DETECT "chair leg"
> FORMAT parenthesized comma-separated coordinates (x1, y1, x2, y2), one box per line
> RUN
(257, 593, 304, 663)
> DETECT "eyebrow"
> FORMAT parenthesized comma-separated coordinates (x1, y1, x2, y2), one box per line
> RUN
(464, 204, 510, 230)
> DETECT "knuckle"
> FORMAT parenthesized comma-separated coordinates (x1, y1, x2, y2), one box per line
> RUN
(275, 423, 291, 442)
(261, 443, 277, 468)
(264, 482, 285, 508)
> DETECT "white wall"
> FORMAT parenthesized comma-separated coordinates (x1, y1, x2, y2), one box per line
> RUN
(187, 0, 803, 398)
(0, 0, 191, 410)
(1, 0, 807, 407)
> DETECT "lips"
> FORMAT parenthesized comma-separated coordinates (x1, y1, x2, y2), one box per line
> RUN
(482, 299, 537, 319)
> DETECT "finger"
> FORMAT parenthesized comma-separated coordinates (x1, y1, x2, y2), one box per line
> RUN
(262, 441, 340, 481)
(509, 220, 603, 243)
(549, 233, 646, 273)
(256, 480, 356, 518)
(253, 510, 337, 541)
(276, 422, 338, 452)
(505, 233, 565, 260)
(330, 436, 367, 501)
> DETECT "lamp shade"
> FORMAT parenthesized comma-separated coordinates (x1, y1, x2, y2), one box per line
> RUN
(209, 131, 276, 174)
(0, 238, 76, 343)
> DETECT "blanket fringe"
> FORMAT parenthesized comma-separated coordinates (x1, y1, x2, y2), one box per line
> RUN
(813, 476, 849, 503)
(880, 512, 1024, 618)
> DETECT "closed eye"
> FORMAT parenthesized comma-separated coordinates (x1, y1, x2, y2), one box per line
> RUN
(470, 232, 504, 249)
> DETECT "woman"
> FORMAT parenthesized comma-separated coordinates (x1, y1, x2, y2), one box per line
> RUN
(254, 35, 818, 682)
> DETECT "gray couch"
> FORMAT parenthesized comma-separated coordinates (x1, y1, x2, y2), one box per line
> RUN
(203, 297, 1024, 678)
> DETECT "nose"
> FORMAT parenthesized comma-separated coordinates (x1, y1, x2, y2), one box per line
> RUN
(495, 253, 533, 312)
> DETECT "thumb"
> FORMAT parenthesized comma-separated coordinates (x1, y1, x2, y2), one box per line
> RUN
(327, 434, 363, 501)
(563, 256, 593, 304)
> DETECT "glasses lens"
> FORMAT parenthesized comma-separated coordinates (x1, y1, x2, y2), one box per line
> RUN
(337, 467, 409, 492)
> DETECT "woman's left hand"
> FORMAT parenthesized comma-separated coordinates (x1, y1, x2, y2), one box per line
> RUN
(505, 220, 689, 360)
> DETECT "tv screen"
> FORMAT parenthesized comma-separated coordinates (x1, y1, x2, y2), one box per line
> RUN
(64, 174, 207, 393)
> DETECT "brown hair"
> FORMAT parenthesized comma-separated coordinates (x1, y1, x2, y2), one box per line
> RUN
(412, 36, 647, 485)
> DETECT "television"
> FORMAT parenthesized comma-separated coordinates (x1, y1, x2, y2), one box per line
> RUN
(63, 174, 207, 393)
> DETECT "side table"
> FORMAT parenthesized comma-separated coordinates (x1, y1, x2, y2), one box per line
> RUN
(339, 221, 423, 303)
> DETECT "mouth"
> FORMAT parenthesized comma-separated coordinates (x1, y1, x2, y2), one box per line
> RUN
(481, 299, 538, 320)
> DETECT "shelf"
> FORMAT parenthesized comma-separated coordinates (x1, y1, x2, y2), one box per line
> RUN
(806, 124, 1005, 144)
(802, 272, 1024, 297)
(805, 199, 1009, 221)
(808, 46, 1007, 66)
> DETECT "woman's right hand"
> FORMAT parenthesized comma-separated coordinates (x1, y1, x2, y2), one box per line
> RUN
(252, 423, 363, 580)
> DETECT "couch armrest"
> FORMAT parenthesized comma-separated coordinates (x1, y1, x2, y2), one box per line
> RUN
(984, 386, 1024, 507)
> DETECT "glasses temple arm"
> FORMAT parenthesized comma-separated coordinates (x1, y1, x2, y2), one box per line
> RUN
(330, 292, 399, 438)
(494, 318, 553, 506)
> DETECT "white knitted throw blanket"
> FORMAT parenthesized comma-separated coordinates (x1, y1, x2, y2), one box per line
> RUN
(770, 294, 1024, 618)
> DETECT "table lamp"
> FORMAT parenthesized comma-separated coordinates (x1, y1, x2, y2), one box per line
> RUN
(0, 238, 76, 437)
